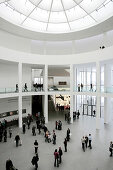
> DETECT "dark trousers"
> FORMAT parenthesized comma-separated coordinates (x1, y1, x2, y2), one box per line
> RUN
(54, 158, 59, 167)
(53, 139, 56, 145)
(16, 141, 18, 147)
(59, 155, 62, 163)
(85, 141, 88, 148)
(35, 162, 38, 169)
(82, 143, 85, 152)
(88, 140, 92, 149)
(35, 147, 38, 153)
(64, 145, 67, 152)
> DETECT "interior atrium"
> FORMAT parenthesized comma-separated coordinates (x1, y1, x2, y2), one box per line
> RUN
(0, 0, 113, 170)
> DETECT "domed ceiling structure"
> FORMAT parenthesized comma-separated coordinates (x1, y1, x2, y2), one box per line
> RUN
(0, 0, 113, 33)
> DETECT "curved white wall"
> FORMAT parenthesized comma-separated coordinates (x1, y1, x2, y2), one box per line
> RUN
(0, 28, 113, 55)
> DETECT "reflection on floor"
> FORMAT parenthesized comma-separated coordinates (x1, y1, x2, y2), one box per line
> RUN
(0, 114, 113, 170)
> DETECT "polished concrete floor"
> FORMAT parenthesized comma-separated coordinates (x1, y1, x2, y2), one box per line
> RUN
(0, 112, 113, 170)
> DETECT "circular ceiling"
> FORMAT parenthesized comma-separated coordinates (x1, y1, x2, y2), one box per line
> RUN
(0, 0, 113, 33)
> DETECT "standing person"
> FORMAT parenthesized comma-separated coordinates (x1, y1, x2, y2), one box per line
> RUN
(54, 149, 59, 167)
(109, 141, 113, 157)
(93, 110, 96, 117)
(38, 123, 41, 134)
(81, 83, 83, 91)
(64, 138, 67, 152)
(27, 119, 30, 129)
(81, 136, 85, 152)
(77, 110, 80, 119)
(4, 129, 7, 142)
(55, 121, 58, 130)
(32, 153, 39, 170)
(58, 147, 63, 164)
(15, 134, 20, 147)
(67, 128, 70, 141)
(90, 83, 93, 91)
(53, 132, 56, 145)
(9, 127, 12, 138)
(32, 125, 36, 136)
(85, 135, 88, 148)
(78, 84, 80, 92)
(88, 134, 92, 149)
(34, 140, 38, 154)
(22, 123, 26, 134)
(15, 84, 18, 92)
(6, 159, 16, 170)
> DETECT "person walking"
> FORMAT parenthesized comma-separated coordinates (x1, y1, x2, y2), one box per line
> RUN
(81, 136, 85, 152)
(88, 134, 92, 149)
(109, 141, 113, 157)
(53, 132, 56, 145)
(22, 123, 26, 134)
(32, 125, 36, 136)
(58, 147, 63, 164)
(64, 138, 67, 152)
(67, 128, 70, 141)
(34, 140, 38, 154)
(55, 121, 58, 130)
(9, 127, 12, 138)
(85, 135, 88, 148)
(4, 129, 7, 142)
(32, 153, 39, 170)
(54, 149, 59, 167)
(15, 134, 20, 147)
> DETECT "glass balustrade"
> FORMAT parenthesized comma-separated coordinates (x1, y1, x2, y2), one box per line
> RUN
(48, 86, 70, 91)
(22, 87, 44, 92)
(0, 88, 16, 94)
(75, 85, 97, 92)
(101, 87, 113, 93)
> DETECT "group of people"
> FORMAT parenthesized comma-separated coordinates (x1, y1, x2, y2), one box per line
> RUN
(65, 112, 71, 124)
(77, 83, 93, 92)
(73, 110, 80, 120)
(0, 120, 13, 143)
(55, 120, 62, 130)
(81, 134, 92, 152)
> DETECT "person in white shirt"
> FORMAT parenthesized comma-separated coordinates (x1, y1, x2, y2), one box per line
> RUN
(88, 134, 92, 149)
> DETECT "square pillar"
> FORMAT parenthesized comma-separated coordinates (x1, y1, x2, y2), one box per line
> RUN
(96, 96, 101, 130)
(70, 64, 74, 123)
(96, 62, 100, 93)
(18, 62, 22, 128)
(104, 97, 111, 124)
(44, 64, 48, 92)
(44, 95, 48, 123)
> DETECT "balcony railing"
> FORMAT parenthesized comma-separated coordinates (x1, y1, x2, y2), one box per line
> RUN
(0, 88, 17, 94)
(75, 85, 97, 92)
(48, 86, 70, 92)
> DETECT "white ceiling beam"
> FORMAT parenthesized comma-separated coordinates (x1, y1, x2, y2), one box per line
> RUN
(21, 0, 43, 25)
(46, 0, 54, 31)
(72, 0, 97, 22)
(61, 0, 71, 30)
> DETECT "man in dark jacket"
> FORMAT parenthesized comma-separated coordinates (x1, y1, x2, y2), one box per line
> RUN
(22, 123, 26, 134)
(15, 134, 20, 147)
(58, 147, 63, 164)
(32, 154, 39, 169)
(64, 138, 67, 152)
(34, 140, 38, 153)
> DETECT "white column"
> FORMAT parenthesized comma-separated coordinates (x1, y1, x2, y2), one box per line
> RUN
(18, 62, 22, 128)
(96, 62, 101, 129)
(44, 64, 48, 123)
(96, 96, 101, 130)
(104, 64, 111, 124)
(44, 64, 48, 92)
(96, 62, 100, 93)
(44, 95, 48, 123)
(70, 64, 74, 123)
(104, 97, 111, 124)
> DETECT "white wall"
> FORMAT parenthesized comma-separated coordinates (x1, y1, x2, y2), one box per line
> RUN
(0, 63, 18, 88)
(22, 65, 32, 89)
(0, 96, 31, 121)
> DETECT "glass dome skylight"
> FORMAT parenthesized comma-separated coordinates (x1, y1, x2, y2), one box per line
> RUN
(0, 0, 113, 33)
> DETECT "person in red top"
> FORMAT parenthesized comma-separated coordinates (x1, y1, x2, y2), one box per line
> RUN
(54, 149, 59, 167)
